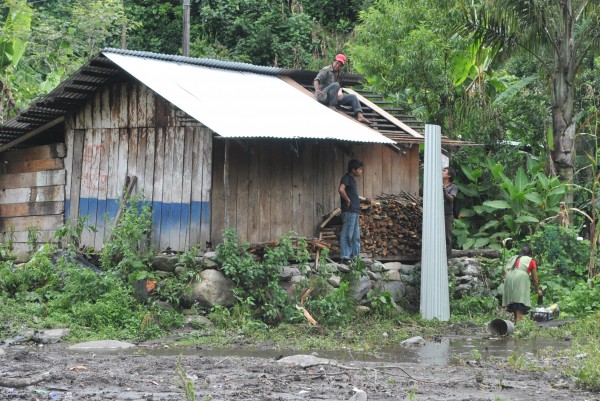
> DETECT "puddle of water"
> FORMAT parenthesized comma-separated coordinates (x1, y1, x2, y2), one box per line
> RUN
(69, 336, 572, 366)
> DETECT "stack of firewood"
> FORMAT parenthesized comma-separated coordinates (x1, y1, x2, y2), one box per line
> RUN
(319, 192, 422, 257)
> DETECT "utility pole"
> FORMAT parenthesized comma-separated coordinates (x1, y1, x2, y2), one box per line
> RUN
(182, 0, 190, 56)
(121, 0, 127, 49)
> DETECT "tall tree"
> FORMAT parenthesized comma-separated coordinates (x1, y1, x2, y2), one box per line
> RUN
(460, 0, 600, 187)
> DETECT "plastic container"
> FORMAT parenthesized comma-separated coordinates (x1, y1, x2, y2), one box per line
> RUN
(487, 319, 515, 336)
(530, 304, 560, 322)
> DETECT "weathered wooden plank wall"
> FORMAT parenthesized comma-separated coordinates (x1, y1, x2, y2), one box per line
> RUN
(211, 139, 418, 244)
(64, 81, 213, 252)
(0, 143, 66, 258)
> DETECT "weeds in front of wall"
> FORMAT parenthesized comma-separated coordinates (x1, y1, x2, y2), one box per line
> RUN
(0, 227, 15, 261)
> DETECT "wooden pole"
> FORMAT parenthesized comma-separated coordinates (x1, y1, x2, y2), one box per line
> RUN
(182, 0, 191, 57)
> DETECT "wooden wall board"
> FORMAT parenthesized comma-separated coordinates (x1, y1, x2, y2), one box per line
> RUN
(234, 141, 250, 241)
(128, 81, 138, 128)
(92, 90, 102, 130)
(1, 215, 64, 232)
(390, 146, 403, 195)
(180, 127, 194, 248)
(0, 170, 65, 190)
(199, 129, 212, 247)
(145, 84, 155, 128)
(151, 127, 165, 249)
(0, 201, 64, 218)
(0, 185, 64, 205)
(0, 143, 66, 162)
(159, 127, 175, 250)
(64, 131, 74, 209)
(101, 85, 111, 129)
(257, 140, 271, 242)
(291, 142, 304, 234)
(93, 128, 110, 249)
(246, 142, 260, 244)
(169, 127, 185, 249)
(382, 146, 393, 194)
(143, 128, 157, 202)
(301, 142, 316, 236)
(68, 131, 85, 223)
(104, 129, 121, 237)
(80, 129, 101, 247)
(210, 139, 225, 245)
(189, 129, 203, 246)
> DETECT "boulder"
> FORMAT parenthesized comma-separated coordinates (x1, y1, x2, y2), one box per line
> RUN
(280, 266, 301, 281)
(382, 270, 401, 281)
(32, 329, 70, 344)
(348, 275, 372, 301)
(188, 270, 236, 308)
(151, 255, 178, 273)
(327, 275, 341, 288)
(383, 262, 402, 271)
(373, 281, 406, 303)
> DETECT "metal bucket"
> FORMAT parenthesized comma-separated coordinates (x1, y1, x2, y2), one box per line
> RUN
(487, 319, 515, 336)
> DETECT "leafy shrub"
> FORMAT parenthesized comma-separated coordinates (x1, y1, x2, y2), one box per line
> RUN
(216, 228, 298, 325)
(100, 196, 154, 282)
(301, 280, 357, 326)
(529, 225, 589, 276)
(367, 290, 398, 317)
(451, 295, 498, 317)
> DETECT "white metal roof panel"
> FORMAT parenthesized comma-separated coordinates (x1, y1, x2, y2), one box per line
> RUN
(104, 52, 394, 144)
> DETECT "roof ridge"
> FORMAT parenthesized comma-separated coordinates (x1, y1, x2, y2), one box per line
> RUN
(102, 48, 283, 76)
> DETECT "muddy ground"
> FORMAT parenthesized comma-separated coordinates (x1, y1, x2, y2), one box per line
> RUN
(1, 335, 598, 401)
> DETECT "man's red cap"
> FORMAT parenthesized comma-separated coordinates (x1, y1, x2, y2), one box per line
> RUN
(335, 54, 347, 65)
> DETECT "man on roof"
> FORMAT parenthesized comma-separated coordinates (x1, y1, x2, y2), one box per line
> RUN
(313, 54, 371, 124)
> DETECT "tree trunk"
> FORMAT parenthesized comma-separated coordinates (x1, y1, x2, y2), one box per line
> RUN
(550, 1, 577, 203)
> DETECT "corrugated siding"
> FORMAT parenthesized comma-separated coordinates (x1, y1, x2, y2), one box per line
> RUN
(211, 139, 418, 244)
(64, 81, 212, 251)
(420, 125, 450, 321)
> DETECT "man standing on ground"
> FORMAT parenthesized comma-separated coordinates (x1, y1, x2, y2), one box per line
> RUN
(314, 54, 371, 124)
(338, 159, 364, 263)
(443, 167, 458, 259)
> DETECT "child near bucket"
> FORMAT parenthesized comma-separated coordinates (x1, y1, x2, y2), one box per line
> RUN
(502, 246, 543, 322)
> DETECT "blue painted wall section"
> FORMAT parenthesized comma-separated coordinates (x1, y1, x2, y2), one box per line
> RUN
(67, 198, 210, 247)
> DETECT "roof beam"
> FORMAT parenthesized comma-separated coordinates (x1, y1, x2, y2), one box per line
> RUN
(0, 116, 65, 153)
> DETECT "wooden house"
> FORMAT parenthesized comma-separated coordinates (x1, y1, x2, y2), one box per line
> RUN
(0, 49, 466, 258)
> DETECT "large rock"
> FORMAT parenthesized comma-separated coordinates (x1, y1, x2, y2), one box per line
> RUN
(348, 275, 372, 301)
(188, 270, 235, 307)
(383, 262, 402, 271)
(381, 270, 401, 281)
(151, 255, 178, 273)
(373, 281, 406, 303)
(32, 329, 70, 344)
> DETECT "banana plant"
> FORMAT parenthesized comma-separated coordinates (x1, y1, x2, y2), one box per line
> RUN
(0, 0, 32, 70)
(454, 155, 566, 250)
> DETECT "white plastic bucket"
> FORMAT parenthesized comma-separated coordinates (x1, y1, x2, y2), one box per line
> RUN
(487, 319, 515, 336)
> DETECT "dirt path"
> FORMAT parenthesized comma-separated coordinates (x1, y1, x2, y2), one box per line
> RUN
(0, 342, 597, 401)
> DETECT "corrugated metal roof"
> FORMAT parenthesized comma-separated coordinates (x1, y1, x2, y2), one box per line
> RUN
(0, 48, 476, 149)
(103, 51, 395, 144)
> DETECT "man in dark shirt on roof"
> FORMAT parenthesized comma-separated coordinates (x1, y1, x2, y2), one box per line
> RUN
(338, 159, 364, 263)
(313, 54, 371, 124)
